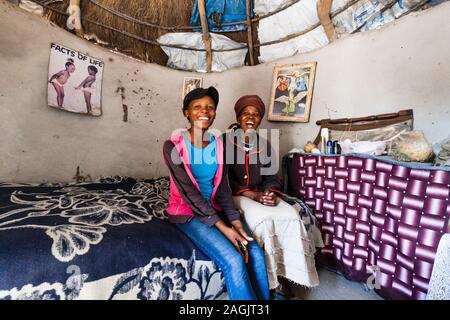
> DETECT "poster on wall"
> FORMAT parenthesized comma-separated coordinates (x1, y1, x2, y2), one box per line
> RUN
(47, 43, 103, 116)
(267, 62, 317, 122)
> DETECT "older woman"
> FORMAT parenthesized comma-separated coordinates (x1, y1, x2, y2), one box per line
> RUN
(225, 94, 322, 296)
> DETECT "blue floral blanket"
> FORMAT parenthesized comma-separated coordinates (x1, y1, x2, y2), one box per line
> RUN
(0, 176, 225, 300)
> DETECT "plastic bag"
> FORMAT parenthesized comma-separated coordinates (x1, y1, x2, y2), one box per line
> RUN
(158, 32, 247, 72)
(339, 140, 387, 156)
(391, 131, 434, 162)
(434, 135, 450, 166)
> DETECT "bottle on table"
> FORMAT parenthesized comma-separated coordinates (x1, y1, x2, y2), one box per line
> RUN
(327, 140, 333, 155)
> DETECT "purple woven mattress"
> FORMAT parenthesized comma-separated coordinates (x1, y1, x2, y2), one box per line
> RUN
(287, 154, 450, 300)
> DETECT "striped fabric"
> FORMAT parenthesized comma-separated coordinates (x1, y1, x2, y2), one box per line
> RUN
(288, 154, 450, 300)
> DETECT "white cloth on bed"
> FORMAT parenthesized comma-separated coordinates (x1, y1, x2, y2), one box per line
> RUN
(233, 196, 320, 290)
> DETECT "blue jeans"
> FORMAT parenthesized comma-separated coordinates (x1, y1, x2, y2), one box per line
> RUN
(176, 217, 270, 300)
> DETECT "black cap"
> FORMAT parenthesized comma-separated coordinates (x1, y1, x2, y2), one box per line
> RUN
(183, 86, 219, 111)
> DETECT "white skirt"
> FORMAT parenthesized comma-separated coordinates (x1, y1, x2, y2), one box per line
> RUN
(233, 196, 320, 290)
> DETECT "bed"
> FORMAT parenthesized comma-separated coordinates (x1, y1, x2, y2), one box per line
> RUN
(0, 176, 226, 300)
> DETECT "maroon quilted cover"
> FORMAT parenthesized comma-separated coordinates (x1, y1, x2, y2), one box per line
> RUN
(287, 154, 450, 300)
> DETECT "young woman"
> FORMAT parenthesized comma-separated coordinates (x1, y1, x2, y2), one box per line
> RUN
(225, 95, 323, 296)
(162, 87, 270, 300)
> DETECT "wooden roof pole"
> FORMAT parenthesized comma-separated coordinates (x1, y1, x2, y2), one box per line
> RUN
(317, 0, 336, 42)
(198, 0, 212, 72)
(67, 0, 84, 37)
(245, 0, 255, 66)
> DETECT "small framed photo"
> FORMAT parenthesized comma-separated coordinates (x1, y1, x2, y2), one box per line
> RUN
(182, 77, 203, 100)
(268, 62, 317, 122)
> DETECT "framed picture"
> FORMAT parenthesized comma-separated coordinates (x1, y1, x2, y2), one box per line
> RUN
(182, 77, 203, 100)
(47, 43, 103, 116)
(267, 62, 317, 122)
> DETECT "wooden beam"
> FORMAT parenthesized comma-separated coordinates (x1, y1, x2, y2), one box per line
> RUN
(317, 0, 336, 42)
(245, 0, 255, 66)
(198, 0, 212, 72)
(67, 0, 84, 37)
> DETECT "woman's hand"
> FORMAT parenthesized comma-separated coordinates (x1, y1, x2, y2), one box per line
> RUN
(241, 190, 277, 206)
(231, 219, 253, 242)
(215, 220, 252, 263)
(254, 190, 277, 206)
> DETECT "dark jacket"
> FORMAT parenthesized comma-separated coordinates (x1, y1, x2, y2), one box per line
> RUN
(163, 132, 241, 227)
(224, 130, 282, 196)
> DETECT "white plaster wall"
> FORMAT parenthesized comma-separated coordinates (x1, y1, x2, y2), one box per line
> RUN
(0, 0, 449, 183)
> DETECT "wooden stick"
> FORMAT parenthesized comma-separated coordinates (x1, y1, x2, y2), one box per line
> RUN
(198, 0, 212, 72)
(317, 0, 336, 42)
(246, 0, 255, 66)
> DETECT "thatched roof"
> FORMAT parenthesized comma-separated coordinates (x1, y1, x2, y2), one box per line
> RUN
(43, 0, 258, 67)
(29, 0, 443, 70)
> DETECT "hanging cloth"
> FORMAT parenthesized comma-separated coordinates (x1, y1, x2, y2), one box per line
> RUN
(190, 0, 251, 32)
